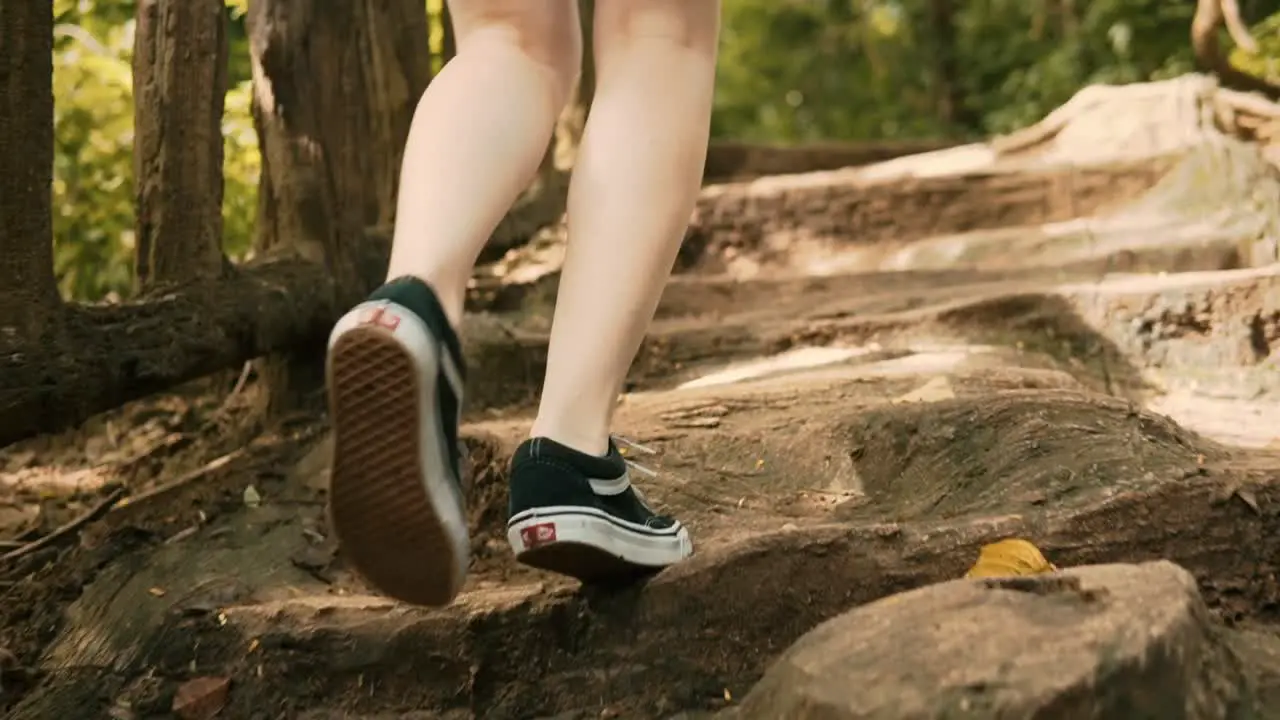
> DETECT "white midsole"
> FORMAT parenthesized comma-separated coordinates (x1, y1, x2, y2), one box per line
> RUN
(508, 507, 693, 568)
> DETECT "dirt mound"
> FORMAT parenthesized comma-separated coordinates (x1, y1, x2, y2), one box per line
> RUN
(836, 390, 1211, 522)
(736, 562, 1254, 719)
(6, 265, 1280, 718)
(5, 372, 1279, 718)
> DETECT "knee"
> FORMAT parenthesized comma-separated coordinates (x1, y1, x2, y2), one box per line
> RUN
(594, 0, 720, 56)
(451, 0, 583, 108)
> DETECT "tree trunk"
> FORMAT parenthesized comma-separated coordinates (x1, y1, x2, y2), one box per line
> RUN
(247, 0, 432, 415)
(0, 250, 384, 448)
(441, 1, 456, 65)
(0, 0, 59, 333)
(925, 0, 980, 135)
(132, 0, 230, 288)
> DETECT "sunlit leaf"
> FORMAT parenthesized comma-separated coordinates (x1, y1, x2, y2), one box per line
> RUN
(965, 539, 1057, 578)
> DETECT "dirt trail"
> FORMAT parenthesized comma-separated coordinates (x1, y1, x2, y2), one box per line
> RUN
(3, 76, 1280, 719)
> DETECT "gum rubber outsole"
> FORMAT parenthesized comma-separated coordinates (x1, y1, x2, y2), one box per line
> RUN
(327, 328, 460, 607)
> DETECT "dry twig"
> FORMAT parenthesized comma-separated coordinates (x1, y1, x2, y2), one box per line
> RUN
(0, 486, 127, 568)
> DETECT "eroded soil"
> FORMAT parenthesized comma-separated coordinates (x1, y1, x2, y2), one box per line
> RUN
(3, 153, 1280, 719)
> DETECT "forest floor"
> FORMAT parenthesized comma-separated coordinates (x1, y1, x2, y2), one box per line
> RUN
(4, 82, 1280, 719)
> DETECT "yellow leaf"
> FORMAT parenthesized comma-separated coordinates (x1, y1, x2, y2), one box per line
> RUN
(965, 539, 1056, 578)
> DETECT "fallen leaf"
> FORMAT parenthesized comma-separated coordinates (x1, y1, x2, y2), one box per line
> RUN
(242, 485, 262, 508)
(172, 676, 230, 720)
(965, 538, 1056, 578)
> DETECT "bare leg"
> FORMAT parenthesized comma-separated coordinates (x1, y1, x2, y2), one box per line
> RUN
(386, 0, 581, 325)
(326, 0, 581, 606)
(529, 0, 721, 454)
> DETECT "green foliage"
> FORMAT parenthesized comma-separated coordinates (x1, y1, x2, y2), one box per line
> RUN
(714, 0, 943, 141)
(1230, 11, 1280, 84)
(713, 0, 1202, 140)
(51, 0, 257, 301)
(52, 12, 136, 300)
(221, 82, 260, 262)
(962, 0, 1197, 133)
(427, 0, 448, 74)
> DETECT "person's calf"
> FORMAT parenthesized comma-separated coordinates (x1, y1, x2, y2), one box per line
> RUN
(528, 0, 720, 457)
(384, 0, 582, 327)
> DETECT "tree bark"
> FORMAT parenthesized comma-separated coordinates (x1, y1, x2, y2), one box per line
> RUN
(441, 1, 456, 65)
(0, 0, 60, 332)
(247, 0, 432, 415)
(0, 249, 381, 448)
(132, 0, 230, 288)
(248, 0, 429, 287)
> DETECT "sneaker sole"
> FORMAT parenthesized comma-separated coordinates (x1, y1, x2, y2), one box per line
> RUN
(327, 321, 467, 606)
(507, 509, 692, 584)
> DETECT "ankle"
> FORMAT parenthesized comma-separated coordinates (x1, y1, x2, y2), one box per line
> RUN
(380, 273, 466, 328)
(526, 424, 610, 458)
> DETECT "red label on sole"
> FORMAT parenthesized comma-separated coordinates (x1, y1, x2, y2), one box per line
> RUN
(520, 522, 557, 548)
(360, 307, 400, 331)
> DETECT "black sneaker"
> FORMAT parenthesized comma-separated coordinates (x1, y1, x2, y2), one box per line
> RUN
(326, 276, 469, 606)
(506, 437, 693, 582)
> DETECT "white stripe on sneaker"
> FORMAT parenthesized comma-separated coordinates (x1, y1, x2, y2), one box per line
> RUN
(587, 470, 631, 496)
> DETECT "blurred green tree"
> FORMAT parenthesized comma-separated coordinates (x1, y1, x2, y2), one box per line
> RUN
(46, 0, 1280, 300)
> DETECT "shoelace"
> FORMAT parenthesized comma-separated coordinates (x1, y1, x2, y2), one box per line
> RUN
(614, 435, 657, 478)
(614, 435, 664, 516)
